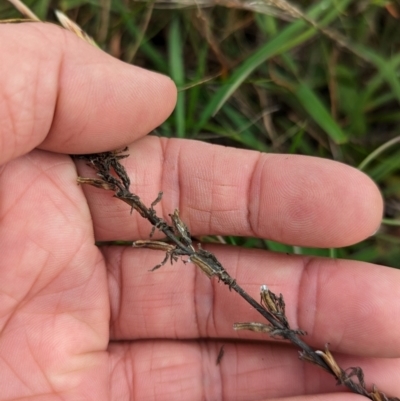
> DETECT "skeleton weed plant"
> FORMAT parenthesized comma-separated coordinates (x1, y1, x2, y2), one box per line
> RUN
(76, 149, 399, 401)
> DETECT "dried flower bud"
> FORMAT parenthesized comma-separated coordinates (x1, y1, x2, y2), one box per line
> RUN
(233, 322, 273, 333)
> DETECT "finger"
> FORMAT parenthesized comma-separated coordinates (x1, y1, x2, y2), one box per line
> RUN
(104, 245, 400, 358)
(108, 340, 400, 401)
(78, 136, 382, 247)
(0, 23, 176, 165)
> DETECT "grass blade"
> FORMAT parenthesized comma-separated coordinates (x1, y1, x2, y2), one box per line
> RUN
(294, 81, 347, 144)
(169, 16, 185, 138)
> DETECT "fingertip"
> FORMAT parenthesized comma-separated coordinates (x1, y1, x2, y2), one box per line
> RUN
(253, 155, 384, 248)
(41, 29, 178, 154)
(0, 22, 177, 163)
(341, 167, 384, 244)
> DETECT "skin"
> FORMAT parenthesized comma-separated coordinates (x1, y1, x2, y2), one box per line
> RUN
(0, 22, 399, 401)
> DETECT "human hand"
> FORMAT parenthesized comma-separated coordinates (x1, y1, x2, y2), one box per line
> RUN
(1, 23, 399, 401)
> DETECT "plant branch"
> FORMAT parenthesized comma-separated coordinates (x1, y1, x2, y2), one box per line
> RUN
(74, 149, 399, 401)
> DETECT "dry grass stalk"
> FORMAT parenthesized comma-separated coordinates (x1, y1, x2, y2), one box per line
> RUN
(5, 0, 39, 21)
(75, 149, 399, 401)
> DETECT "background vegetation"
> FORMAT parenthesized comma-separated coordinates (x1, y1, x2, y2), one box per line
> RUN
(2, 0, 400, 267)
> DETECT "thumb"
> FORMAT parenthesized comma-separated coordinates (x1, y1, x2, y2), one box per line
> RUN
(0, 22, 177, 164)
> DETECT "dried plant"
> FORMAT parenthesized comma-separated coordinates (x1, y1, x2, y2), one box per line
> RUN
(75, 149, 399, 401)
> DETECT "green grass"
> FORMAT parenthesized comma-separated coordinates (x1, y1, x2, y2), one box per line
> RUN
(2, 0, 400, 267)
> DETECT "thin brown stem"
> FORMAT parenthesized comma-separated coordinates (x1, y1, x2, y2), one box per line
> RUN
(74, 149, 399, 401)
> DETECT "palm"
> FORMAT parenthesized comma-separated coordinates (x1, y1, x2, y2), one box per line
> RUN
(0, 150, 110, 400)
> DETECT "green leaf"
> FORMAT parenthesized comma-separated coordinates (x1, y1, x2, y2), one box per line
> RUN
(193, 0, 353, 133)
(294, 81, 347, 144)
